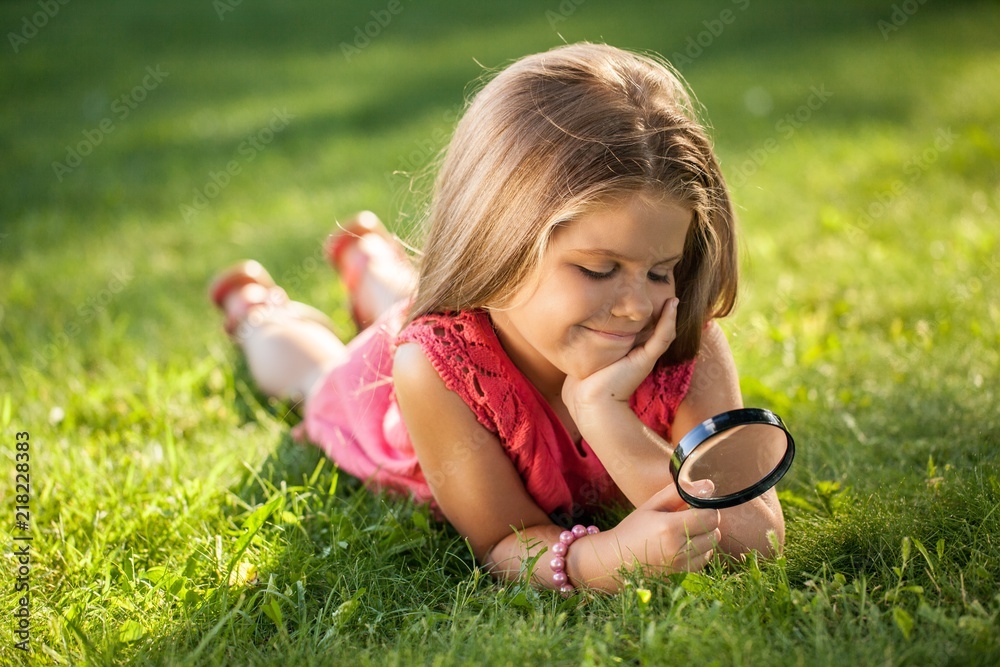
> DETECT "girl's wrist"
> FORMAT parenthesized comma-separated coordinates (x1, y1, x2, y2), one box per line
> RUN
(562, 526, 625, 593)
(550, 524, 600, 593)
(571, 398, 639, 445)
(564, 377, 632, 413)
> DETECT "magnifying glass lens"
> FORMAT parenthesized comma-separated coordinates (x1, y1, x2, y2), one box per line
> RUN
(672, 408, 795, 509)
(677, 424, 789, 498)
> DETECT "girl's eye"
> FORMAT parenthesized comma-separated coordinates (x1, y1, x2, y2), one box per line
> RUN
(577, 265, 673, 283)
(577, 266, 616, 280)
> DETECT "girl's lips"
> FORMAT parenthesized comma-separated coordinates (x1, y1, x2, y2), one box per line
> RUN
(582, 326, 641, 342)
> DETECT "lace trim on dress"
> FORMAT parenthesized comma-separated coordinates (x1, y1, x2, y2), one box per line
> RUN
(396, 309, 697, 516)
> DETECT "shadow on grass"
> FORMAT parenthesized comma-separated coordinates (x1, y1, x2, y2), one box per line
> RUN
(6, 0, 998, 238)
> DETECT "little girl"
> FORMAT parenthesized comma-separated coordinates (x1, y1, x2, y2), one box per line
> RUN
(210, 43, 785, 593)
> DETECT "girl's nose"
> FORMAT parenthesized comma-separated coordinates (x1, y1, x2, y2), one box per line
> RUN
(610, 277, 654, 322)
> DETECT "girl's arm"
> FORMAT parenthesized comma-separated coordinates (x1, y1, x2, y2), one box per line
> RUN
(670, 322, 785, 557)
(563, 312, 784, 558)
(485, 482, 721, 592)
(393, 342, 721, 592)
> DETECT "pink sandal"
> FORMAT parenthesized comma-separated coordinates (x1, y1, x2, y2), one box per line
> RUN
(324, 211, 413, 327)
(209, 259, 335, 339)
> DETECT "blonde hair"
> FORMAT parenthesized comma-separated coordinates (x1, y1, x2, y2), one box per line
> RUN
(408, 42, 737, 363)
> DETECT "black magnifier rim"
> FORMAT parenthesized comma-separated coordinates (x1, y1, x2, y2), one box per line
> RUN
(670, 408, 795, 509)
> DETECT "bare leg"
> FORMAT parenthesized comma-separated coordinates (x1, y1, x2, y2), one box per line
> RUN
(223, 284, 346, 405)
(328, 211, 417, 328)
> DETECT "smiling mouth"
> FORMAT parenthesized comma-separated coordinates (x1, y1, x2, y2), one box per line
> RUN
(582, 326, 644, 342)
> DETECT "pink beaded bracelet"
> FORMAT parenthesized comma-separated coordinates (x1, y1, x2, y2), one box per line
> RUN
(549, 524, 599, 593)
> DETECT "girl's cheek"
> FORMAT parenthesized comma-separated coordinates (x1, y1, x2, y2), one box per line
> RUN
(655, 284, 677, 310)
(567, 274, 610, 310)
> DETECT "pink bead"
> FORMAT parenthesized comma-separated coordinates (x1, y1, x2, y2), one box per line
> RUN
(552, 524, 600, 593)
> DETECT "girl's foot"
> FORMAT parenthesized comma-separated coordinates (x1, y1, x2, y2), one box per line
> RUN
(209, 260, 347, 405)
(209, 259, 335, 341)
(324, 211, 416, 329)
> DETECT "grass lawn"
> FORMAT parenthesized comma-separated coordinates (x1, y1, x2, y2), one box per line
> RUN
(2, 0, 998, 664)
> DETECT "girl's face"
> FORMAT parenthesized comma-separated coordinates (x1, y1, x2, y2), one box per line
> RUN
(490, 193, 692, 397)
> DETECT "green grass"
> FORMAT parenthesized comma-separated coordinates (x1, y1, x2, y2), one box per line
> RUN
(2, 0, 999, 664)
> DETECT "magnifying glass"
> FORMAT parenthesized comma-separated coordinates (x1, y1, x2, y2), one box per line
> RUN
(671, 408, 795, 509)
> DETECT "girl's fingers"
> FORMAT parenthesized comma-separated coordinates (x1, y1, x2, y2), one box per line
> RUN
(674, 548, 714, 573)
(651, 297, 679, 348)
(639, 480, 715, 513)
(637, 297, 678, 360)
(679, 528, 721, 558)
(664, 528, 720, 571)
(566, 299, 678, 408)
(638, 482, 687, 512)
(618, 298, 677, 373)
(668, 510, 720, 556)
(689, 508, 722, 534)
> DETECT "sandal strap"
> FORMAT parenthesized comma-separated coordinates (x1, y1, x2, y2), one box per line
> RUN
(210, 259, 337, 339)
(325, 211, 383, 269)
(209, 259, 276, 308)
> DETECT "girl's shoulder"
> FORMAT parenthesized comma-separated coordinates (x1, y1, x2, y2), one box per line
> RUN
(397, 309, 490, 345)
(396, 309, 519, 432)
(396, 309, 498, 381)
(396, 309, 698, 439)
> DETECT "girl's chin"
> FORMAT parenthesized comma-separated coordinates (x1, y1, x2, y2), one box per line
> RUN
(562, 352, 628, 379)
(554, 335, 635, 379)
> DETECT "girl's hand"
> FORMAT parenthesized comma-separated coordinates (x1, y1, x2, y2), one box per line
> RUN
(562, 297, 678, 421)
(604, 480, 721, 575)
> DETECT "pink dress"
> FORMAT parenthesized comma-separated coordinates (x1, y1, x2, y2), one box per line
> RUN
(301, 305, 696, 522)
